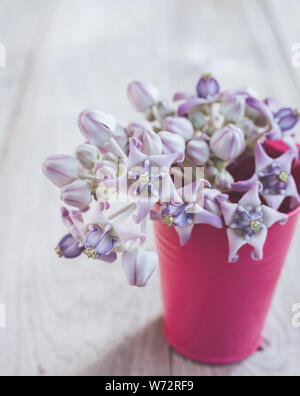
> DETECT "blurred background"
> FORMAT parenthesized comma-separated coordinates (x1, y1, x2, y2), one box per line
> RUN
(0, 0, 300, 376)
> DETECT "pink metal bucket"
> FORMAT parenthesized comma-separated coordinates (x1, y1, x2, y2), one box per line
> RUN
(154, 142, 300, 364)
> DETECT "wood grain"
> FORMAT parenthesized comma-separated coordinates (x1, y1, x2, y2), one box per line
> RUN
(0, 0, 300, 376)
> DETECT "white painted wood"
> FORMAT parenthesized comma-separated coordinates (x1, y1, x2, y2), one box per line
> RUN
(0, 0, 300, 376)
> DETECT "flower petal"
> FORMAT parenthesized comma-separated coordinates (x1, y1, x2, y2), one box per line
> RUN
(283, 136, 299, 161)
(115, 227, 146, 248)
(255, 141, 273, 172)
(85, 225, 104, 248)
(177, 98, 209, 116)
(248, 226, 268, 261)
(100, 252, 118, 263)
(262, 205, 288, 228)
(175, 224, 194, 246)
(150, 152, 183, 169)
(194, 209, 223, 229)
(218, 199, 238, 226)
(95, 232, 115, 257)
(232, 174, 259, 192)
(227, 229, 248, 263)
(274, 149, 296, 173)
(173, 92, 195, 102)
(286, 177, 300, 209)
(134, 201, 156, 224)
(239, 182, 262, 208)
(128, 138, 147, 169)
(122, 248, 158, 287)
(263, 194, 285, 211)
(57, 234, 84, 259)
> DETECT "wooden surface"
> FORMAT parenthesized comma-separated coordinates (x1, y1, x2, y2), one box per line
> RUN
(0, 0, 300, 376)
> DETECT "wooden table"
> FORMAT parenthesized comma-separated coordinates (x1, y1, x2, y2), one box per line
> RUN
(0, 0, 300, 376)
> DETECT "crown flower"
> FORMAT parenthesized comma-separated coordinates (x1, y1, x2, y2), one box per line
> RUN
(44, 74, 300, 286)
(219, 182, 288, 263)
(233, 141, 300, 210)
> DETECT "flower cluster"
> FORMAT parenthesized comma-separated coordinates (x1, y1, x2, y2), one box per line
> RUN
(43, 75, 300, 286)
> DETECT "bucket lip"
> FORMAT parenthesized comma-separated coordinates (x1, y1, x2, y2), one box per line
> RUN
(286, 203, 300, 219)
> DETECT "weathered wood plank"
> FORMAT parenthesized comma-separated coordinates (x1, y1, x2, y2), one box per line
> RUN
(263, 0, 300, 97)
(0, 0, 52, 155)
(0, 0, 171, 376)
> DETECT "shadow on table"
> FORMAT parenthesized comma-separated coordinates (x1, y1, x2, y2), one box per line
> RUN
(79, 316, 170, 376)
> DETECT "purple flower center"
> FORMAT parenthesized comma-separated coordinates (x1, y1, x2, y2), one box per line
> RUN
(258, 163, 290, 195)
(231, 206, 264, 238)
(131, 159, 162, 196)
(85, 225, 118, 261)
(162, 204, 193, 228)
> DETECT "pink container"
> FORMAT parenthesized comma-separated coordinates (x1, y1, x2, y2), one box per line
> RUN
(154, 142, 300, 364)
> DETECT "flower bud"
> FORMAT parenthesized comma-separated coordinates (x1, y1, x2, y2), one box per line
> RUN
(187, 140, 210, 166)
(196, 75, 220, 99)
(158, 131, 186, 160)
(204, 189, 228, 216)
(220, 96, 245, 123)
(127, 121, 153, 137)
(61, 180, 92, 209)
(78, 108, 116, 147)
(75, 144, 100, 169)
(127, 81, 160, 113)
(274, 108, 299, 132)
(210, 124, 246, 161)
(162, 117, 194, 142)
(151, 101, 175, 121)
(207, 166, 218, 178)
(134, 128, 163, 156)
(43, 155, 78, 187)
(122, 248, 158, 287)
(215, 170, 234, 190)
(188, 110, 206, 130)
(55, 234, 84, 259)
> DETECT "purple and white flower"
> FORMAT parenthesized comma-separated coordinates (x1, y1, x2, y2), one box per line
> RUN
(162, 116, 194, 142)
(196, 75, 220, 99)
(76, 144, 100, 169)
(78, 108, 116, 147)
(210, 124, 246, 162)
(122, 248, 158, 287)
(151, 180, 223, 246)
(61, 207, 88, 246)
(127, 138, 183, 223)
(233, 141, 300, 210)
(175, 75, 221, 117)
(274, 108, 299, 133)
(218, 182, 288, 263)
(220, 95, 246, 123)
(158, 131, 186, 161)
(55, 234, 84, 259)
(83, 203, 146, 262)
(133, 127, 163, 156)
(127, 81, 160, 113)
(61, 180, 92, 209)
(43, 155, 78, 188)
(85, 224, 119, 263)
(187, 139, 210, 166)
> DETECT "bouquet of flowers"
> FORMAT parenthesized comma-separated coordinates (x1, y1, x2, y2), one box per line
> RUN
(43, 75, 300, 286)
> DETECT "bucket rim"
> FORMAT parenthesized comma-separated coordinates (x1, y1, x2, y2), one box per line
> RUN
(286, 203, 300, 219)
